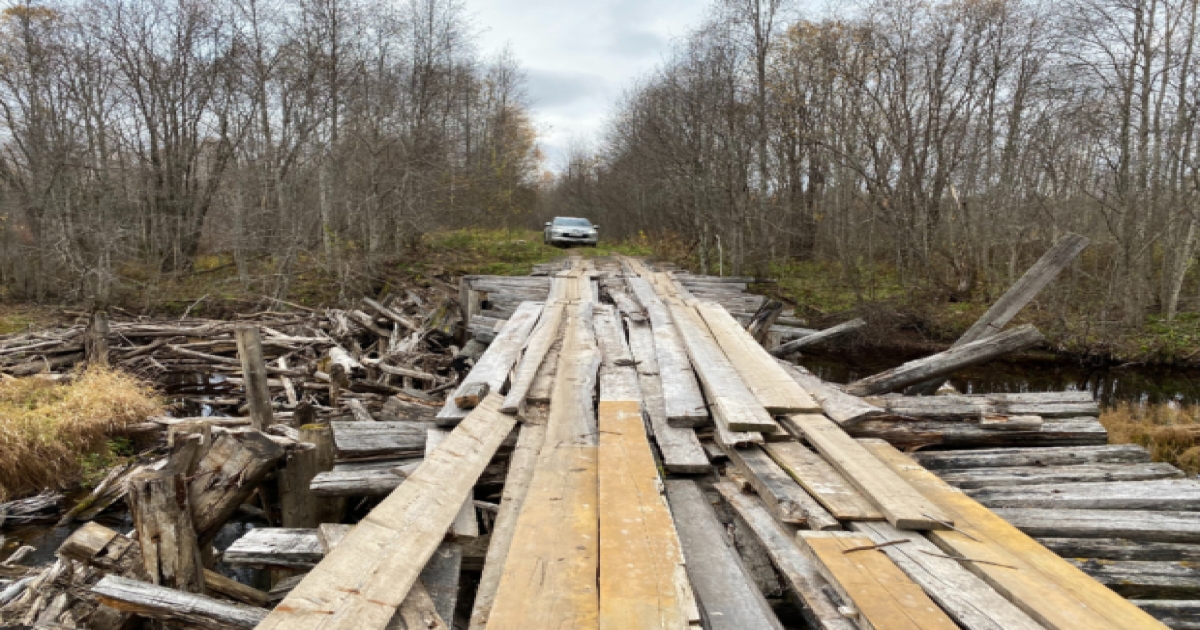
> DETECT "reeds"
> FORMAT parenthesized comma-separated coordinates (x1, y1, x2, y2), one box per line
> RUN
(1100, 402, 1200, 475)
(0, 369, 162, 501)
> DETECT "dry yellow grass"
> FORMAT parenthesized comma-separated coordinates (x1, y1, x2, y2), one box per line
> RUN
(1100, 402, 1200, 475)
(0, 369, 162, 500)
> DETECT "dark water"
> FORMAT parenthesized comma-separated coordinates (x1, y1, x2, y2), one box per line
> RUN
(801, 349, 1200, 407)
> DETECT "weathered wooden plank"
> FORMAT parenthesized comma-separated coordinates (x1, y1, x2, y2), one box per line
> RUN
(913, 444, 1149, 469)
(969, 478, 1200, 511)
(500, 301, 565, 414)
(785, 414, 950, 530)
(627, 277, 708, 426)
(1135, 600, 1200, 629)
(331, 421, 427, 459)
(938, 462, 1184, 489)
(861, 438, 1169, 630)
(598, 399, 692, 629)
(224, 528, 324, 569)
(770, 318, 866, 357)
(849, 521, 1043, 630)
(419, 542, 463, 625)
(1068, 559, 1200, 599)
(192, 431, 285, 544)
(235, 326, 276, 430)
(724, 444, 839, 529)
(129, 469, 205, 592)
(94, 575, 267, 630)
(310, 467, 406, 497)
(991, 508, 1200, 544)
(846, 415, 1108, 449)
(712, 483, 856, 630)
(667, 300, 775, 441)
(1038, 537, 1200, 561)
(664, 479, 784, 630)
(467, 413, 547, 630)
(694, 301, 819, 413)
(486, 303, 602, 629)
(437, 302, 543, 425)
(797, 532, 959, 630)
(625, 319, 710, 473)
(594, 304, 642, 402)
(255, 393, 518, 630)
(777, 361, 885, 427)
(868, 392, 1100, 419)
(762, 441, 883, 521)
(426, 427, 478, 540)
(845, 325, 1045, 396)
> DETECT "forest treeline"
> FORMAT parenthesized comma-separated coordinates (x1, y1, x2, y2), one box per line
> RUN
(0, 0, 539, 304)
(550, 0, 1200, 327)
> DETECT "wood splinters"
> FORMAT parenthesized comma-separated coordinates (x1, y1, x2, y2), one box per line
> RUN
(841, 539, 910, 554)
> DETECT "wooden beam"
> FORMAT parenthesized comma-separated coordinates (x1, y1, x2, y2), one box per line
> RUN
(627, 277, 708, 426)
(848, 521, 1042, 630)
(912, 444, 1149, 469)
(723, 444, 839, 529)
(486, 303, 601, 629)
(1070, 558, 1200, 599)
(908, 233, 1088, 394)
(129, 469, 205, 592)
(770, 318, 866, 357)
(500, 301, 565, 413)
(845, 325, 1045, 396)
(694, 301, 819, 413)
(235, 326, 275, 430)
(861, 438, 1169, 630)
(776, 361, 885, 427)
(625, 318, 710, 473)
(664, 479, 784, 630)
(784, 414, 950, 530)
(991, 507, 1200, 544)
(938, 462, 1184, 489)
(254, 393, 517, 630)
(1037, 537, 1200, 561)
(712, 483, 856, 630)
(969, 478, 1200, 511)
(437, 301, 543, 426)
(426, 427, 479, 541)
(94, 575, 267, 630)
(598, 398, 694, 629)
(846, 415, 1108, 450)
(762, 441, 882, 521)
(796, 531, 960, 630)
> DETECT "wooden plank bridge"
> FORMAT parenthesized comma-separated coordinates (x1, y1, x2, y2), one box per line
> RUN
(87, 251, 1198, 629)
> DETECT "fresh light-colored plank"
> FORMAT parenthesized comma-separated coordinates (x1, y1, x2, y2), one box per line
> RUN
(762, 441, 883, 521)
(785, 414, 949, 530)
(254, 393, 517, 630)
(861, 438, 1169, 630)
(486, 303, 601, 629)
(797, 532, 959, 630)
(598, 399, 692, 630)
(694, 301, 818, 413)
(848, 521, 1043, 630)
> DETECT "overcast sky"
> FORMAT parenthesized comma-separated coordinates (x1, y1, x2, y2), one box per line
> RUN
(468, 0, 712, 172)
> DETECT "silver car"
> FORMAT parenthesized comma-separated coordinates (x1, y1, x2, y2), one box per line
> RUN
(544, 217, 599, 247)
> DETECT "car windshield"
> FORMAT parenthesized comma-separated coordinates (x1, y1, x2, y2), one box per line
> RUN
(554, 218, 591, 227)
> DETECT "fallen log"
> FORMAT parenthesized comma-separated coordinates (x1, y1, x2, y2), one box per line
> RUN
(769, 317, 865, 357)
(92, 575, 267, 630)
(846, 324, 1045, 396)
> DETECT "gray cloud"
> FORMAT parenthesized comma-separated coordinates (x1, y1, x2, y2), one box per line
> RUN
(525, 69, 608, 109)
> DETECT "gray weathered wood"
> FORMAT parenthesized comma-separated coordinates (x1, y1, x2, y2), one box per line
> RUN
(913, 444, 1149, 469)
(664, 479, 784, 630)
(627, 277, 708, 426)
(593, 304, 641, 401)
(1037, 537, 1200, 561)
(770, 318, 865, 357)
(500, 301, 564, 414)
(331, 421, 428, 459)
(777, 361, 885, 427)
(849, 521, 1044, 630)
(1070, 558, 1200, 599)
(723, 444, 839, 529)
(868, 391, 1100, 419)
(1134, 600, 1200, 629)
(909, 233, 1088, 394)
(969, 478, 1200, 510)
(845, 324, 1045, 396)
(846, 415, 1109, 449)
(281, 424, 343, 528)
(761, 440, 882, 521)
(938, 462, 1184, 489)
(419, 542, 463, 625)
(310, 468, 406, 497)
(129, 469, 205, 592)
(993, 508, 1200, 543)
(189, 430, 285, 543)
(713, 483, 855, 630)
(224, 528, 324, 569)
(437, 302, 543, 425)
(625, 319, 710, 473)
(93, 575, 267, 630)
(427, 427, 478, 541)
(235, 326, 275, 430)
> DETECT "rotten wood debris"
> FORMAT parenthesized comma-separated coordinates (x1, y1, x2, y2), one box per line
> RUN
(0, 242, 1191, 630)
